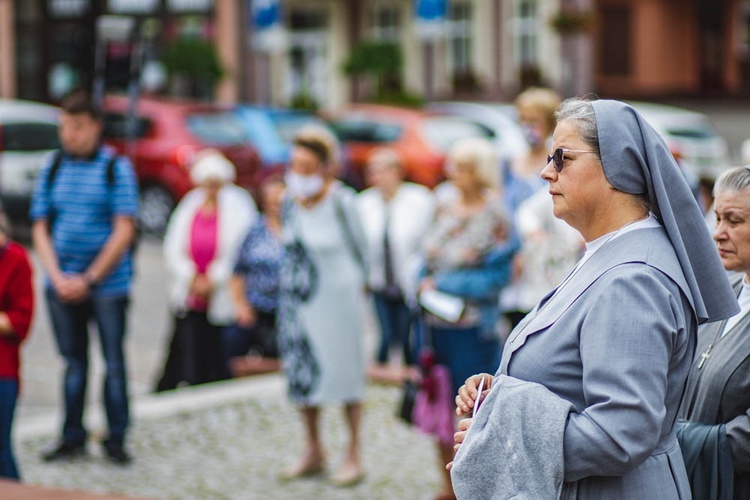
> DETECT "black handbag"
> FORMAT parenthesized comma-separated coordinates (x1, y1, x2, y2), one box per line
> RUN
(280, 199, 319, 303)
(397, 379, 418, 424)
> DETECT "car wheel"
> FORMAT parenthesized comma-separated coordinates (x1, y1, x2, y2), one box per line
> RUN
(139, 185, 175, 236)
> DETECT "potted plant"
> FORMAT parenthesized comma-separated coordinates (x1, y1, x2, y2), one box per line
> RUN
(549, 9, 592, 35)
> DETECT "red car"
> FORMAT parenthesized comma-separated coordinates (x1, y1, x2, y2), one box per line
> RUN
(102, 95, 265, 234)
(325, 104, 495, 190)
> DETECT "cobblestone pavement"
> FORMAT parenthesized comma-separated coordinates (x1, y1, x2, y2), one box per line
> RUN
(15, 375, 444, 500)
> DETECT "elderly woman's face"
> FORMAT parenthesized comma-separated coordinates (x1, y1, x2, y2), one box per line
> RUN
(202, 178, 224, 198)
(262, 182, 285, 217)
(365, 160, 401, 190)
(446, 159, 480, 192)
(713, 189, 750, 275)
(289, 146, 323, 176)
(542, 120, 611, 232)
(519, 107, 552, 144)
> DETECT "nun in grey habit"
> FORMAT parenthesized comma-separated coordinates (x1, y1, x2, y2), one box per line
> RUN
(451, 98, 739, 499)
(678, 166, 750, 500)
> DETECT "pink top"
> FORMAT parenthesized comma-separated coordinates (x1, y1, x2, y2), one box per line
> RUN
(187, 207, 218, 311)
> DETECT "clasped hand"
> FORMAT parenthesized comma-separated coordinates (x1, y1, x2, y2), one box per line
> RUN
(53, 274, 90, 303)
(446, 373, 493, 471)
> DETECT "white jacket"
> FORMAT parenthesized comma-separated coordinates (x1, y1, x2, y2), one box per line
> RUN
(357, 183, 435, 294)
(163, 184, 257, 325)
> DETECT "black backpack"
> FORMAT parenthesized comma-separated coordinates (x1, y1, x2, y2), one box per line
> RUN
(46, 149, 141, 255)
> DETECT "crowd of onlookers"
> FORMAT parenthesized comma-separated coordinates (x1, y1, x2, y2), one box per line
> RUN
(1, 86, 750, 500)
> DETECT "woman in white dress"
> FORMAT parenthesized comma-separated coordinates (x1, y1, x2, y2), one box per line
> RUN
(278, 126, 368, 486)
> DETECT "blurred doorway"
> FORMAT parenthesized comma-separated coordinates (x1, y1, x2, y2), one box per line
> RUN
(285, 7, 328, 109)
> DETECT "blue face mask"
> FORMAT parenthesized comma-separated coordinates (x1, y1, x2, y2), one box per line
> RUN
(521, 124, 544, 148)
(285, 171, 325, 199)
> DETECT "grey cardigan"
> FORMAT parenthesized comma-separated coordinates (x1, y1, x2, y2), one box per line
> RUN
(451, 375, 576, 499)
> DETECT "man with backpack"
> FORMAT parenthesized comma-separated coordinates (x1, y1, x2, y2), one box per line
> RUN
(29, 89, 139, 464)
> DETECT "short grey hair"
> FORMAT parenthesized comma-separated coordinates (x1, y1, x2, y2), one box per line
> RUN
(714, 166, 750, 199)
(555, 98, 600, 158)
(190, 149, 236, 185)
(447, 136, 500, 190)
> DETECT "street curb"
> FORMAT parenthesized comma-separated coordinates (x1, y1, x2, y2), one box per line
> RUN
(16, 374, 286, 440)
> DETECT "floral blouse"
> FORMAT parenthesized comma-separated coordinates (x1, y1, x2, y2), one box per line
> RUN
(423, 200, 510, 274)
(232, 217, 283, 313)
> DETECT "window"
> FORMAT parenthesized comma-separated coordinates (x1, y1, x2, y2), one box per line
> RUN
(330, 119, 402, 143)
(516, 0, 538, 66)
(449, 1, 472, 75)
(741, 2, 750, 55)
(185, 112, 250, 145)
(372, 5, 401, 43)
(47, 0, 89, 17)
(1, 123, 60, 152)
(421, 117, 493, 153)
(270, 114, 330, 145)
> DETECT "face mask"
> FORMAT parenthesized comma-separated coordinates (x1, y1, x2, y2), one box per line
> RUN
(285, 172, 325, 199)
(521, 124, 544, 148)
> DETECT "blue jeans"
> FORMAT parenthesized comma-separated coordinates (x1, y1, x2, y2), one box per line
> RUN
(0, 380, 19, 480)
(46, 290, 130, 445)
(372, 292, 413, 365)
(430, 324, 502, 395)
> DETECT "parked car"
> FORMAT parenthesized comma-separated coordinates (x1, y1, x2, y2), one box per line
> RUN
(627, 101, 730, 180)
(0, 99, 60, 224)
(234, 105, 335, 169)
(102, 95, 266, 235)
(325, 104, 495, 189)
(427, 101, 529, 163)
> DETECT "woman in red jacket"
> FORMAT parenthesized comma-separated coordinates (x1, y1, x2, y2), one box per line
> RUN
(0, 212, 34, 480)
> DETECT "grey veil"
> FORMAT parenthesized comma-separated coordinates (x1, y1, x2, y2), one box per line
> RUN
(592, 99, 738, 324)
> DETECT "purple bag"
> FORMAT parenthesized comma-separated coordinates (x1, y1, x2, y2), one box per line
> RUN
(412, 362, 455, 446)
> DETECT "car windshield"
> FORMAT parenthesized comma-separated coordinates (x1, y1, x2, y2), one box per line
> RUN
(271, 113, 331, 145)
(662, 119, 718, 140)
(186, 112, 251, 145)
(421, 116, 493, 152)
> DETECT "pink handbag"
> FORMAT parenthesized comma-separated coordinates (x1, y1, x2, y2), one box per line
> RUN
(412, 361, 455, 446)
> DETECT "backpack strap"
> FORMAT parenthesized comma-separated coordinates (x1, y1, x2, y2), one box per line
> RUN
(47, 149, 118, 187)
(106, 154, 119, 186)
(47, 149, 64, 187)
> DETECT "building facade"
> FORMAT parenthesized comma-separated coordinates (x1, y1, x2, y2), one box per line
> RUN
(1, 0, 748, 107)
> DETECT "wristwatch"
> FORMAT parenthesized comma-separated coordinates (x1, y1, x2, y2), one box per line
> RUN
(83, 272, 98, 287)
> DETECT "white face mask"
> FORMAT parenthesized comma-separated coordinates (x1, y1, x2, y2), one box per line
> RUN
(285, 172, 325, 199)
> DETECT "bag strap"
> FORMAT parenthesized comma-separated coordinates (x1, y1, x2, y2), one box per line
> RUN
(332, 188, 365, 273)
(281, 196, 303, 242)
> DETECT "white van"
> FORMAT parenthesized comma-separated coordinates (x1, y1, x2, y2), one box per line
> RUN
(0, 99, 60, 223)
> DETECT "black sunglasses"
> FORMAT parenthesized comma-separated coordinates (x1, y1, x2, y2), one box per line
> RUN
(547, 148, 598, 172)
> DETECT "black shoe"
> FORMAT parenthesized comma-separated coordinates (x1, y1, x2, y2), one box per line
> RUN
(103, 442, 132, 465)
(41, 441, 87, 462)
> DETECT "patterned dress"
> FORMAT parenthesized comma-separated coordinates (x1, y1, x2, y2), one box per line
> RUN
(278, 185, 367, 405)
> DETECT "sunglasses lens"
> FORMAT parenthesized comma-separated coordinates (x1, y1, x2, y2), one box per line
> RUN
(547, 149, 565, 172)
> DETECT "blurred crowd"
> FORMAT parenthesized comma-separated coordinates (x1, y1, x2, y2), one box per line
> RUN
(2, 86, 750, 500)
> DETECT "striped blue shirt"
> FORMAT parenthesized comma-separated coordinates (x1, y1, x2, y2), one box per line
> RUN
(30, 145, 139, 297)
